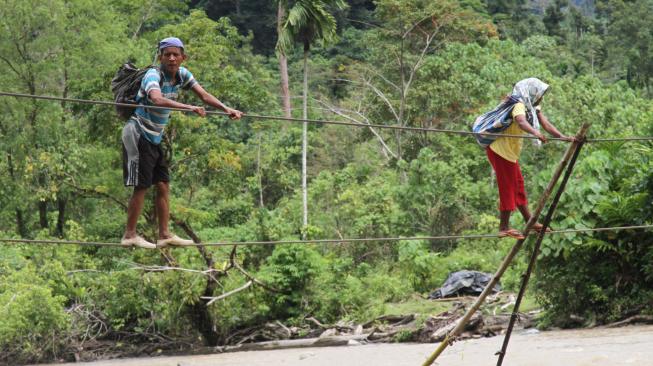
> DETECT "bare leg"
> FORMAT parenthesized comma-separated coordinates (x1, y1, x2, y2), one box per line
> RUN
(155, 181, 172, 240)
(500, 210, 512, 232)
(519, 204, 549, 231)
(124, 187, 148, 239)
(517, 204, 531, 223)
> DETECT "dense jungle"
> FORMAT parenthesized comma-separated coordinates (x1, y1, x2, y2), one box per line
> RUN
(1, 0, 653, 363)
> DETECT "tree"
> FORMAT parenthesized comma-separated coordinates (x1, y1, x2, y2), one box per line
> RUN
(601, 0, 653, 93)
(276, 0, 346, 238)
(277, 2, 292, 118)
(484, 0, 544, 41)
(543, 0, 568, 40)
(112, 0, 189, 39)
(319, 0, 496, 163)
(192, 0, 278, 54)
(0, 0, 129, 237)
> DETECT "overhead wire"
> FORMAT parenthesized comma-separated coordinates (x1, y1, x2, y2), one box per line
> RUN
(0, 91, 590, 142)
(3, 91, 652, 143)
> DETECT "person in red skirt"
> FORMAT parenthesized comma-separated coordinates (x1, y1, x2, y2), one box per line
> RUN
(487, 78, 575, 239)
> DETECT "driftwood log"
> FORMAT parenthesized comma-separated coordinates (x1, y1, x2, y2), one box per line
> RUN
(605, 315, 653, 328)
(217, 334, 370, 352)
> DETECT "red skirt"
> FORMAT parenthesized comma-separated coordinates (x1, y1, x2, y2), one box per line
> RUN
(486, 147, 527, 211)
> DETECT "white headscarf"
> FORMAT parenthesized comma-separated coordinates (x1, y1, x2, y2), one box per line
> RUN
(511, 78, 549, 131)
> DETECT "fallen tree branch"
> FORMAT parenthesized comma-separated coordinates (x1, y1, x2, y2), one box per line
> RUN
(202, 280, 253, 306)
(306, 316, 328, 329)
(605, 315, 653, 328)
(232, 256, 282, 294)
(363, 314, 415, 328)
(127, 263, 225, 277)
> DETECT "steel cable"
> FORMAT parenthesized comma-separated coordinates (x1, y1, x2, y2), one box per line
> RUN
(1, 224, 651, 248)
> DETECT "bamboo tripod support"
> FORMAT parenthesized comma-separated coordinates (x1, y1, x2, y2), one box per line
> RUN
(495, 135, 587, 365)
(421, 123, 591, 366)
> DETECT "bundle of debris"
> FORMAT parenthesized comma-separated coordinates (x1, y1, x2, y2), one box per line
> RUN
(218, 293, 536, 353)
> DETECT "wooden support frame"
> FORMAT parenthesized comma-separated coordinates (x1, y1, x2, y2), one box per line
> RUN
(495, 137, 587, 365)
(421, 123, 591, 366)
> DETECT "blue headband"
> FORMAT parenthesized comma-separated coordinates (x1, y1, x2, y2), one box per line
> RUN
(158, 37, 184, 52)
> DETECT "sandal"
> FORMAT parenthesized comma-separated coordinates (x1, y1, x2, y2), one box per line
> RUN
(157, 234, 195, 248)
(532, 223, 552, 233)
(498, 229, 525, 240)
(121, 235, 157, 249)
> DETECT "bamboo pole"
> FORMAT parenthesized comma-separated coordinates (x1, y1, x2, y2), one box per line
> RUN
(496, 137, 587, 365)
(421, 123, 591, 366)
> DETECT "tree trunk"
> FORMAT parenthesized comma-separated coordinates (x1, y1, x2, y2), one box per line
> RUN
(302, 45, 309, 238)
(257, 134, 264, 208)
(39, 200, 48, 229)
(57, 40, 69, 238)
(277, 2, 291, 118)
(15, 209, 27, 238)
(7, 153, 27, 237)
(173, 220, 221, 346)
(188, 288, 221, 346)
(56, 197, 66, 237)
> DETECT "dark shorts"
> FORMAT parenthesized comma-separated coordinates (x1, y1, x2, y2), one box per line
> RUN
(122, 135, 169, 189)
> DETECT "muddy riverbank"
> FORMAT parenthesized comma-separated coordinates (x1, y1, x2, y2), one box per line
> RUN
(37, 324, 653, 366)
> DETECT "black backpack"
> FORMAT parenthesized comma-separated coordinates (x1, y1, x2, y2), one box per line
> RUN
(110, 63, 161, 120)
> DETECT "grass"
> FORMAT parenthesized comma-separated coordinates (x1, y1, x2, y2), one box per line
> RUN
(383, 295, 451, 317)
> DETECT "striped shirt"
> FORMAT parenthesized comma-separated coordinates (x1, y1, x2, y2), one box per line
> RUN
(132, 66, 197, 145)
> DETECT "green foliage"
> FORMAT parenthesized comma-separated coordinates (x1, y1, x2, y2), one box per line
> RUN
(309, 259, 411, 322)
(277, 0, 347, 54)
(601, 0, 653, 92)
(416, 39, 552, 125)
(397, 240, 442, 292)
(0, 266, 70, 364)
(398, 146, 494, 239)
(543, 0, 568, 40)
(258, 244, 326, 318)
(425, 213, 528, 292)
(534, 146, 653, 327)
(1, 0, 653, 361)
(312, 167, 403, 239)
(486, 0, 546, 41)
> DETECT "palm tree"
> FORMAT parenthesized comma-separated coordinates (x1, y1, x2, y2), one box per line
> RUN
(276, 2, 292, 118)
(276, 0, 346, 238)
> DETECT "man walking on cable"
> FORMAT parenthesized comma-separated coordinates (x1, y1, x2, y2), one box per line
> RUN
(121, 37, 242, 249)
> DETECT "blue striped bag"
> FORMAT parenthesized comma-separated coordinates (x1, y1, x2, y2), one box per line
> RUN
(472, 96, 519, 148)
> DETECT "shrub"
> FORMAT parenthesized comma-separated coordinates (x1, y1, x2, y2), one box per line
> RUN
(0, 266, 70, 364)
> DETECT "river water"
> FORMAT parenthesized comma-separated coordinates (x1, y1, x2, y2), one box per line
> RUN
(39, 324, 653, 366)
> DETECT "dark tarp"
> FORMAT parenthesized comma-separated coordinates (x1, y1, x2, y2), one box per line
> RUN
(428, 270, 501, 299)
